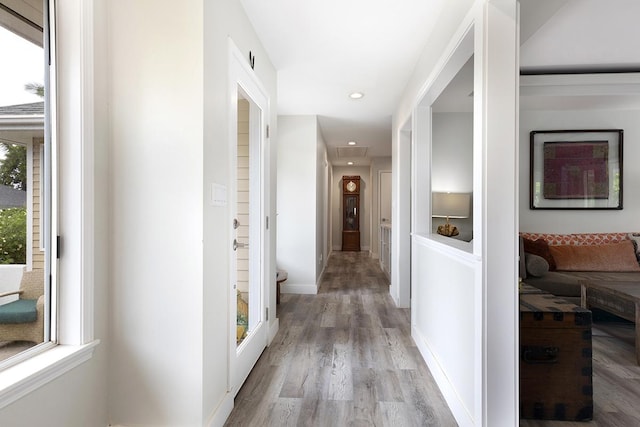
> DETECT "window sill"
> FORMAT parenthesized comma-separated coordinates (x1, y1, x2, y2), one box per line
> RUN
(0, 340, 100, 409)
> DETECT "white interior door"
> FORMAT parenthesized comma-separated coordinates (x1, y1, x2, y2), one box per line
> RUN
(379, 170, 392, 224)
(229, 42, 269, 395)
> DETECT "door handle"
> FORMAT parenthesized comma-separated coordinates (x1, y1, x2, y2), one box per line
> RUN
(233, 239, 248, 251)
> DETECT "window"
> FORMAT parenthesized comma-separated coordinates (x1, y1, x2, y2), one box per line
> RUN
(0, 0, 52, 366)
(0, 0, 98, 409)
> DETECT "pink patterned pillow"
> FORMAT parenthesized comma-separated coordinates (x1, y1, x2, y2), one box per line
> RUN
(520, 232, 630, 246)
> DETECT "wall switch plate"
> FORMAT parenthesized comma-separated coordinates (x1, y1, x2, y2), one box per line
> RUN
(210, 183, 227, 206)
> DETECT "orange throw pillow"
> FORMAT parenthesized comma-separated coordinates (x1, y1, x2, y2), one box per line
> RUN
(549, 240, 640, 272)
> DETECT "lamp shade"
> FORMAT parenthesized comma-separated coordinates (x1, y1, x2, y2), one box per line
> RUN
(432, 192, 471, 218)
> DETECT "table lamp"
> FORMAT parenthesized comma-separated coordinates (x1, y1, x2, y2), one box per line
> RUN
(432, 192, 471, 237)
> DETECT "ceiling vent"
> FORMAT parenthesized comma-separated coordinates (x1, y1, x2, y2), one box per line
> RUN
(336, 146, 368, 158)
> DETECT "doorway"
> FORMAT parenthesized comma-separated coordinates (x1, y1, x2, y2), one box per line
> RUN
(228, 42, 269, 395)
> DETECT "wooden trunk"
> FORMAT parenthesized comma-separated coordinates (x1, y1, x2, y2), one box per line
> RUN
(520, 293, 593, 421)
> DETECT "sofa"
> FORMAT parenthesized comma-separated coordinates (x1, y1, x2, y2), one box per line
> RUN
(519, 232, 640, 305)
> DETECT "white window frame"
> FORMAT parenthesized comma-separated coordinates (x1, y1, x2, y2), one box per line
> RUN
(39, 143, 45, 252)
(0, 0, 99, 409)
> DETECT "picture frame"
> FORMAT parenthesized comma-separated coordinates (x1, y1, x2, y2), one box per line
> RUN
(530, 129, 623, 210)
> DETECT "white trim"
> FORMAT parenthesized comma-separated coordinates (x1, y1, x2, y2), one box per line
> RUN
(412, 325, 474, 427)
(26, 139, 34, 268)
(476, 2, 519, 424)
(412, 233, 476, 260)
(0, 341, 98, 409)
(55, 0, 94, 347)
(268, 318, 279, 344)
(391, 128, 411, 308)
(228, 37, 271, 396)
(520, 72, 640, 96)
(206, 392, 234, 427)
(80, 0, 96, 345)
(39, 144, 45, 251)
(280, 283, 318, 295)
(316, 263, 326, 287)
(0, 0, 100, 406)
(414, 7, 476, 110)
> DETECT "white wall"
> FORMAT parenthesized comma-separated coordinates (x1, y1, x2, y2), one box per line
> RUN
(432, 112, 473, 237)
(520, 108, 640, 233)
(107, 0, 279, 425)
(394, 0, 475, 125)
(395, 1, 519, 425)
(331, 166, 371, 252)
(203, 0, 278, 423)
(412, 239, 480, 423)
(432, 113, 473, 192)
(520, 0, 640, 72)
(277, 116, 323, 293)
(108, 1, 204, 424)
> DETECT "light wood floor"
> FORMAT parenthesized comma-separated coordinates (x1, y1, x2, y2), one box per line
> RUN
(224, 251, 458, 426)
(225, 251, 640, 426)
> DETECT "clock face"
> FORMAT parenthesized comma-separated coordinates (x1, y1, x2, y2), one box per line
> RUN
(346, 181, 356, 192)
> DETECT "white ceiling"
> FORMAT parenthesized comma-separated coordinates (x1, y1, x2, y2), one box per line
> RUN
(240, 0, 640, 166)
(240, 0, 447, 165)
(520, 0, 640, 73)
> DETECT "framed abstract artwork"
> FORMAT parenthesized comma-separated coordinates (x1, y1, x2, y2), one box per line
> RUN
(530, 129, 623, 210)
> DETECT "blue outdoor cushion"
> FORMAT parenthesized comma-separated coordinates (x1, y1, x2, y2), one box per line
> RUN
(0, 299, 37, 323)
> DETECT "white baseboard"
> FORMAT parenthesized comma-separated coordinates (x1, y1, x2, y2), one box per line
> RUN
(268, 318, 279, 344)
(412, 325, 475, 427)
(205, 392, 234, 427)
(316, 265, 326, 287)
(331, 245, 371, 252)
(280, 283, 318, 295)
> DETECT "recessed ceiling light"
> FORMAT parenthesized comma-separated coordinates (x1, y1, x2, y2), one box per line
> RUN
(347, 141, 356, 146)
(347, 161, 354, 165)
(349, 92, 364, 100)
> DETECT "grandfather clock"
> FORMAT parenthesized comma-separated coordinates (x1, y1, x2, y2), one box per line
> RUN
(342, 176, 361, 251)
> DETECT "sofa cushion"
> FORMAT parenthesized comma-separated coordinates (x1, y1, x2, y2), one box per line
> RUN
(525, 253, 549, 277)
(524, 272, 582, 297)
(525, 270, 640, 297)
(523, 237, 557, 271)
(0, 299, 38, 323)
(549, 240, 640, 272)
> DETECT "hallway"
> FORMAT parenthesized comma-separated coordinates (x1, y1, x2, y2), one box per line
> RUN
(224, 251, 457, 426)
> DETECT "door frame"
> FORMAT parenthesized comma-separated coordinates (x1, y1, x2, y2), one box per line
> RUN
(227, 38, 270, 395)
